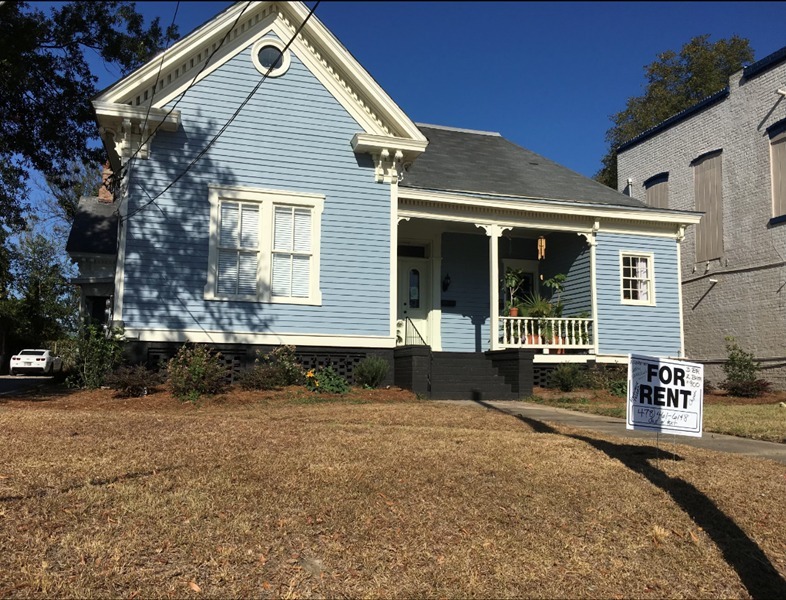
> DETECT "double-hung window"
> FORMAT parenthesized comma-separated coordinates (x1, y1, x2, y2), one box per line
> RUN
(217, 202, 260, 298)
(206, 185, 323, 305)
(272, 206, 312, 298)
(620, 252, 655, 305)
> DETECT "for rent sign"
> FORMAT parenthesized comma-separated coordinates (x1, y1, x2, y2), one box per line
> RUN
(627, 354, 703, 437)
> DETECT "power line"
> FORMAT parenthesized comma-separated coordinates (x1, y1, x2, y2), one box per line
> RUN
(121, 0, 181, 194)
(123, 1, 321, 223)
(111, 0, 254, 207)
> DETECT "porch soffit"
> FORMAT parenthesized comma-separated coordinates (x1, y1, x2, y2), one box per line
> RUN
(93, 1, 426, 143)
(398, 196, 688, 238)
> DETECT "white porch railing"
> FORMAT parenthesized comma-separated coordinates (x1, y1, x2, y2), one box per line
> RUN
(500, 317, 594, 351)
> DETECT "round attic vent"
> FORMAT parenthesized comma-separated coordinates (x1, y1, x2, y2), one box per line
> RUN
(251, 38, 290, 77)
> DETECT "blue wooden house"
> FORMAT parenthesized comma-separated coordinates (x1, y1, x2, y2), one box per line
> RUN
(67, 1, 700, 399)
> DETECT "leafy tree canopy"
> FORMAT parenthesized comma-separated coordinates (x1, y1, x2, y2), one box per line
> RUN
(0, 1, 177, 233)
(595, 34, 754, 189)
(7, 231, 79, 346)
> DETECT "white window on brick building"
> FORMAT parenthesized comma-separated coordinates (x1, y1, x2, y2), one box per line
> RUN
(620, 252, 655, 305)
(644, 172, 669, 208)
(692, 150, 723, 263)
(205, 185, 324, 305)
(769, 120, 786, 220)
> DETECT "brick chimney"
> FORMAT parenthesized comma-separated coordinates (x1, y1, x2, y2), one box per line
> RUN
(98, 162, 114, 203)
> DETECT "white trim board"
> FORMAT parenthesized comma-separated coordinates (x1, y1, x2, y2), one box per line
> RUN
(124, 327, 396, 348)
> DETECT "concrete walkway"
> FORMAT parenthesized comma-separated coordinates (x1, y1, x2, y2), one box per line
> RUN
(439, 400, 786, 465)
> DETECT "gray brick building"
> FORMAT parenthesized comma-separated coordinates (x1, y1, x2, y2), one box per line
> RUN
(617, 45, 786, 388)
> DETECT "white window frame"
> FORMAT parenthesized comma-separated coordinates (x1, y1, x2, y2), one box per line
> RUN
(619, 251, 656, 306)
(250, 37, 291, 78)
(205, 185, 324, 305)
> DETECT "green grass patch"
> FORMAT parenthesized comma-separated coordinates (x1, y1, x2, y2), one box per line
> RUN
(704, 404, 786, 443)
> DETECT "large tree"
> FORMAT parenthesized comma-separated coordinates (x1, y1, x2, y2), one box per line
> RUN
(11, 231, 79, 346)
(595, 35, 754, 189)
(0, 1, 177, 236)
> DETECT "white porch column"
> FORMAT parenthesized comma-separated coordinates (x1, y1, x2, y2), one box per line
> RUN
(676, 226, 686, 358)
(579, 221, 599, 356)
(476, 223, 511, 351)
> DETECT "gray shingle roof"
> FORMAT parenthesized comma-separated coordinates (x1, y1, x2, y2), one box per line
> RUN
(66, 197, 118, 255)
(401, 124, 648, 209)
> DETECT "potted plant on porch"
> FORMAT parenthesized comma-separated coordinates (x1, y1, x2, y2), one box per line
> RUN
(504, 267, 527, 317)
(520, 273, 567, 351)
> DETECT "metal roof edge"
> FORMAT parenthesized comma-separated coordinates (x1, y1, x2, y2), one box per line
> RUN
(742, 44, 786, 81)
(617, 88, 729, 154)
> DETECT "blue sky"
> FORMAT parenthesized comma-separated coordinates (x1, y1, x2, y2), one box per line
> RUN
(102, 1, 786, 179)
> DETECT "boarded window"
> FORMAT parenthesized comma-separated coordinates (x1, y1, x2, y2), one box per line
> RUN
(272, 206, 312, 298)
(693, 151, 723, 262)
(217, 202, 259, 297)
(644, 173, 669, 208)
(772, 130, 786, 217)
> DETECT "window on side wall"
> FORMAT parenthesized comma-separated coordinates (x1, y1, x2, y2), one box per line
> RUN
(205, 186, 324, 305)
(620, 252, 655, 306)
(692, 150, 723, 263)
(769, 119, 786, 221)
(643, 172, 669, 208)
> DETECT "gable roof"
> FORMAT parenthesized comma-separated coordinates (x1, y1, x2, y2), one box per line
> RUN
(402, 124, 648, 209)
(93, 1, 426, 144)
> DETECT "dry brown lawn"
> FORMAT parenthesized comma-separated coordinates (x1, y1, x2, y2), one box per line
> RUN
(1, 385, 785, 598)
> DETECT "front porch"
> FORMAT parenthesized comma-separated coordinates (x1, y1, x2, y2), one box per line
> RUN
(395, 215, 598, 357)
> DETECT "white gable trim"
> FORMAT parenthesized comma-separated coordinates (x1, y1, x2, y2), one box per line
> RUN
(94, 1, 426, 144)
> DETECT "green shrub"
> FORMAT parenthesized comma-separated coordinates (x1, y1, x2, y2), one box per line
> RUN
(720, 336, 770, 397)
(547, 364, 586, 392)
(353, 355, 389, 388)
(105, 364, 163, 398)
(167, 344, 228, 402)
(608, 379, 628, 398)
(62, 325, 123, 389)
(722, 378, 772, 398)
(237, 363, 287, 390)
(305, 365, 349, 394)
(585, 364, 628, 397)
(261, 345, 305, 385)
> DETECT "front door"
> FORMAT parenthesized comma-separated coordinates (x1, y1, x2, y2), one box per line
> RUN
(397, 259, 430, 345)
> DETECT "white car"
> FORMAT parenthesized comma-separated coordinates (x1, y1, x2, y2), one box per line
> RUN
(9, 349, 63, 376)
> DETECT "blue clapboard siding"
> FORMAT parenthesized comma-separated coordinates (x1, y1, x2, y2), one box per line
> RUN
(540, 232, 591, 316)
(440, 233, 490, 352)
(595, 232, 681, 356)
(122, 35, 391, 337)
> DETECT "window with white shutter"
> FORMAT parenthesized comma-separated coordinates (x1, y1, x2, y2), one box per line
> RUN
(205, 186, 323, 304)
(272, 206, 312, 298)
(217, 202, 259, 298)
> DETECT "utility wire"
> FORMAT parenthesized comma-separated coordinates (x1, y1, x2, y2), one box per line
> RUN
(123, 1, 321, 223)
(112, 0, 253, 209)
(121, 1, 181, 194)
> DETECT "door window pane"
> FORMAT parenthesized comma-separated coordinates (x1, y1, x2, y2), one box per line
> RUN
(409, 269, 420, 309)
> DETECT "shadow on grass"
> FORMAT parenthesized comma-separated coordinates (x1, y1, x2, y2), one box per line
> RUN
(475, 400, 786, 600)
(0, 465, 182, 503)
(0, 379, 78, 404)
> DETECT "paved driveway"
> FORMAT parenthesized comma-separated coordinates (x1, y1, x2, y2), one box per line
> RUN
(0, 375, 54, 397)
